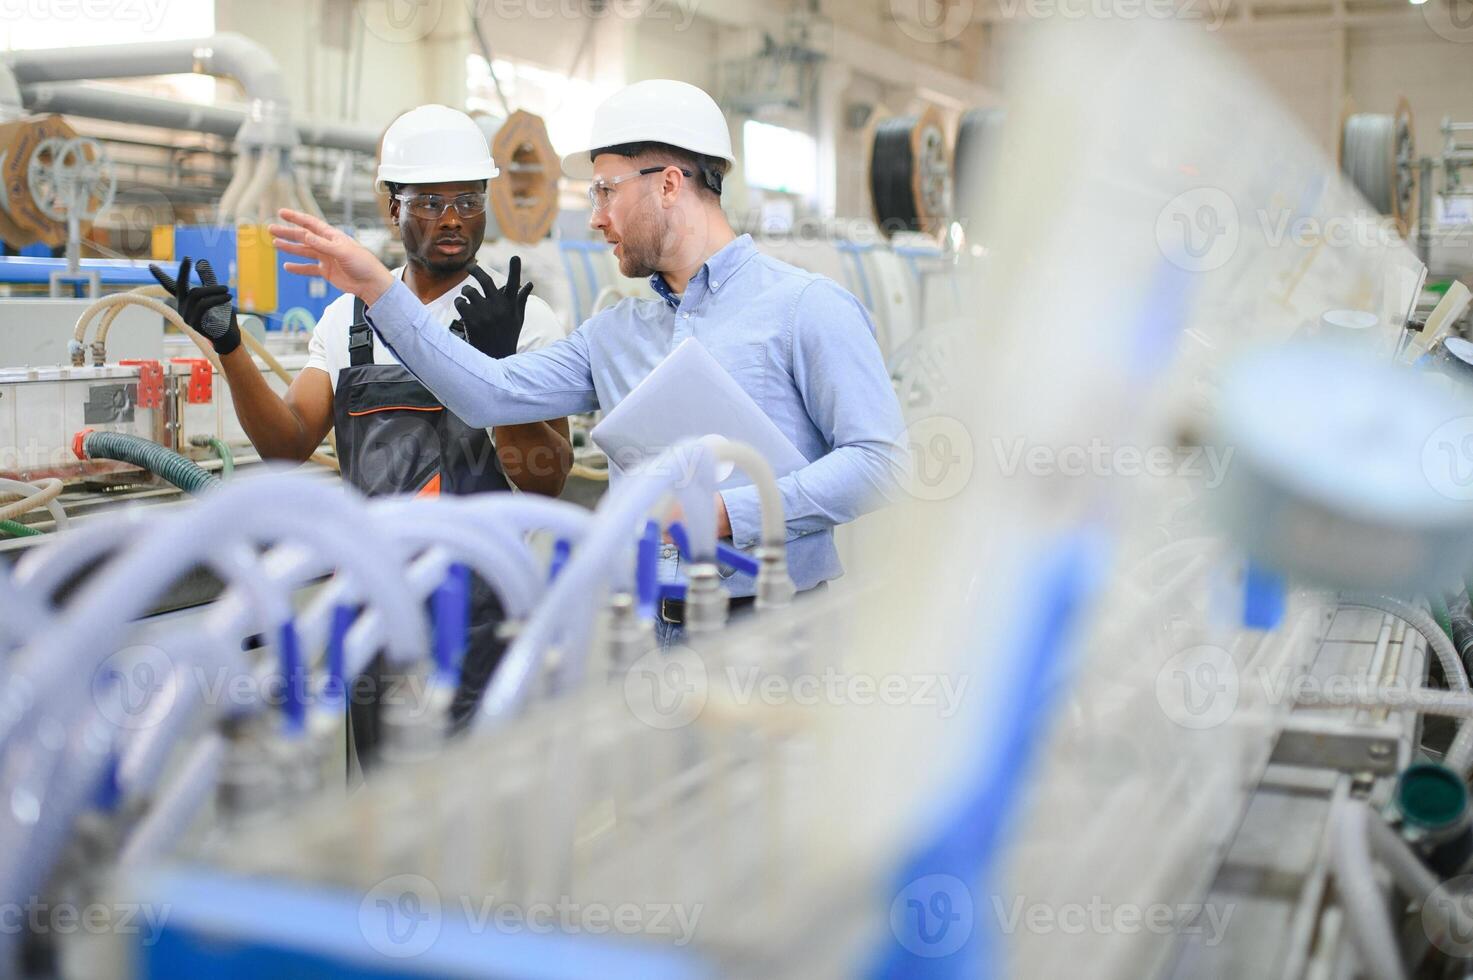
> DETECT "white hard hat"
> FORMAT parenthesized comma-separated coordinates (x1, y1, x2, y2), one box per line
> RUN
(561, 79, 735, 180)
(378, 104, 499, 185)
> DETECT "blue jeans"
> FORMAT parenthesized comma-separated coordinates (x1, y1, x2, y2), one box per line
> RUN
(655, 616, 685, 653)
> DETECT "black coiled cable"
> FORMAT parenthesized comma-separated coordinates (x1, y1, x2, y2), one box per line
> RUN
(871, 116, 921, 235)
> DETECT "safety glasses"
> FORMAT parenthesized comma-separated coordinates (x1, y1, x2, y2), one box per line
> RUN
(587, 166, 694, 212)
(393, 192, 488, 220)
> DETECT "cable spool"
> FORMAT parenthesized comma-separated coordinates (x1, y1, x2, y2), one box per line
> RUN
(28, 136, 115, 225)
(487, 109, 559, 245)
(869, 106, 952, 238)
(952, 107, 1005, 232)
(0, 114, 86, 247)
(1340, 97, 1416, 237)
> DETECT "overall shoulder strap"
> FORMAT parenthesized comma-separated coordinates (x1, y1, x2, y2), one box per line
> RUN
(347, 296, 374, 366)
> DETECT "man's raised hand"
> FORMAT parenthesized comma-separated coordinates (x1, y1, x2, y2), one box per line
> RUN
(269, 209, 396, 305)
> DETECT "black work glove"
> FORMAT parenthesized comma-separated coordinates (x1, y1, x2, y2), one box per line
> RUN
(454, 257, 533, 360)
(148, 256, 242, 357)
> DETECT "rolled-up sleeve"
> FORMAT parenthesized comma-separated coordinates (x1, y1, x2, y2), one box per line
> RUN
(719, 279, 908, 549)
(367, 280, 598, 427)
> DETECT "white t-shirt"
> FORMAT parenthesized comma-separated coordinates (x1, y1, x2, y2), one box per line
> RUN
(304, 265, 565, 390)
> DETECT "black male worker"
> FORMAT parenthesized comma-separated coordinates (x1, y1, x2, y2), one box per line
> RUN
(151, 104, 572, 764)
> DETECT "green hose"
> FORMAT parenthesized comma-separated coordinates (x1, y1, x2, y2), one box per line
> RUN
(82, 431, 221, 496)
(1434, 593, 1455, 640)
(0, 519, 41, 538)
(190, 435, 234, 479)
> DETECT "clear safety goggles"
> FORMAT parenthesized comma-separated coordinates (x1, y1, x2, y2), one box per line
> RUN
(587, 166, 693, 212)
(393, 192, 488, 220)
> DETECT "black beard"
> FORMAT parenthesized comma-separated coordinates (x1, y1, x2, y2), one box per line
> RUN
(413, 250, 473, 277)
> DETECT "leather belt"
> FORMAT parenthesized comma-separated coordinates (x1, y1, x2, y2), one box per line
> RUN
(659, 594, 756, 626)
(658, 582, 827, 625)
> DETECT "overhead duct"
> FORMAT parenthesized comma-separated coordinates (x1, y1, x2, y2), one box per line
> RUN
(5, 34, 296, 149)
(6, 34, 303, 223)
(21, 83, 380, 155)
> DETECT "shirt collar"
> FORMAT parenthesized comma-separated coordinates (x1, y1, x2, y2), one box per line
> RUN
(649, 234, 759, 309)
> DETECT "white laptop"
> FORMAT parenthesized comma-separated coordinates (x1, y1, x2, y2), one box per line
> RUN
(590, 337, 808, 488)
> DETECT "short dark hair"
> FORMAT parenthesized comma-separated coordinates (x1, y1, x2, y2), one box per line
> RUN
(590, 141, 727, 199)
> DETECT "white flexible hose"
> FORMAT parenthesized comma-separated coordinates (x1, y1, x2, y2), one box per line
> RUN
(11, 508, 149, 605)
(379, 516, 542, 621)
(217, 146, 257, 222)
(709, 436, 785, 550)
(0, 479, 63, 525)
(233, 147, 279, 224)
(73, 286, 340, 472)
(1339, 592, 1473, 771)
(0, 478, 67, 528)
(73, 292, 192, 350)
(1295, 686, 1473, 717)
(0, 474, 427, 755)
(1340, 593, 1469, 693)
(1331, 800, 1410, 980)
(294, 167, 325, 220)
(477, 440, 723, 728)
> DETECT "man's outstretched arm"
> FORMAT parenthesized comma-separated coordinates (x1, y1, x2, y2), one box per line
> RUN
(270, 209, 598, 426)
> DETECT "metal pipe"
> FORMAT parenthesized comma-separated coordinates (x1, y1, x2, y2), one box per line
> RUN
(7, 34, 296, 151)
(21, 83, 381, 153)
(6, 33, 288, 110)
(23, 81, 244, 138)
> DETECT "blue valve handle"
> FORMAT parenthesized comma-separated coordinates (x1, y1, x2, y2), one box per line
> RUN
(665, 520, 759, 575)
(666, 521, 693, 559)
(323, 604, 355, 706)
(637, 521, 661, 620)
(94, 752, 122, 812)
(716, 542, 760, 577)
(549, 538, 572, 583)
(657, 582, 688, 603)
(279, 621, 306, 735)
(432, 563, 472, 684)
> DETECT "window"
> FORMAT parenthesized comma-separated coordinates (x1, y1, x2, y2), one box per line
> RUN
(0, 0, 214, 51)
(0, 0, 217, 103)
(466, 55, 616, 160)
(743, 120, 817, 199)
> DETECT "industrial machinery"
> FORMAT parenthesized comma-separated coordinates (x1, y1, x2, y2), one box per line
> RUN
(9, 15, 1473, 980)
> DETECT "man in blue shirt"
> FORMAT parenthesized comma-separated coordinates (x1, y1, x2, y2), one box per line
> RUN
(270, 79, 907, 641)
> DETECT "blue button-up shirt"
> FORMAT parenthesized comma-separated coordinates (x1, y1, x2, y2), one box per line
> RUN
(365, 233, 907, 594)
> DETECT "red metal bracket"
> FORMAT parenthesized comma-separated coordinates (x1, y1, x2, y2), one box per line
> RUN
(169, 357, 214, 404)
(119, 359, 164, 409)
